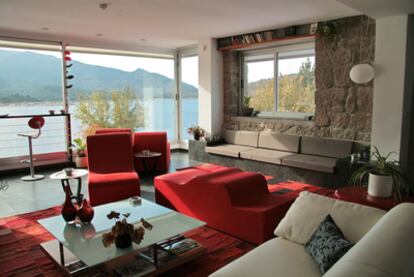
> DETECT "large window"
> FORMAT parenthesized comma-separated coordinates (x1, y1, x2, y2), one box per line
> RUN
(179, 55, 199, 140)
(243, 42, 315, 117)
(0, 42, 67, 158)
(67, 51, 177, 141)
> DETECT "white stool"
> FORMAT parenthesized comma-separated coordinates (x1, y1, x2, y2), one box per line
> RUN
(18, 116, 45, 181)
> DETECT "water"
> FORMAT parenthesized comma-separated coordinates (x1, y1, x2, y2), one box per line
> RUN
(0, 98, 198, 158)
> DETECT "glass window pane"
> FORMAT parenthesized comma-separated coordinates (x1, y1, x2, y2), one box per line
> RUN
(245, 60, 274, 113)
(278, 56, 315, 113)
(180, 56, 198, 140)
(0, 46, 66, 158)
(69, 53, 176, 141)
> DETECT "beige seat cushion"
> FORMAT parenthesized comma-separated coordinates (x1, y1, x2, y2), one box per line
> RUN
(209, 237, 321, 277)
(281, 154, 338, 173)
(301, 136, 353, 158)
(205, 144, 255, 158)
(258, 132, 300, 153)
(275, 191, 386, 245)
(224, 130, 259, 147)
(240, 148, 295, 165)
(325, 203, 414, 277)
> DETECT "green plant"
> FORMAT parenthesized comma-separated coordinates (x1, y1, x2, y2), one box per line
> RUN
(72, 138, 87, 157)
(350, 146, 413, 199)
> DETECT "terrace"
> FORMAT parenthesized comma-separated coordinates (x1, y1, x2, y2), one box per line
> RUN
(0, 0, 414, 276)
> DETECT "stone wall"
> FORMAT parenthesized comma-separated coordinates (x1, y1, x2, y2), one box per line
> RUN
(222, 16, 375, 142)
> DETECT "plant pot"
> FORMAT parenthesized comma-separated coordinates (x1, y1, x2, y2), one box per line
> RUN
(115, 233, 132, 248)
(242, 107, 254, 117)
(193, 133, 200, 141)
(368, 173, 393, 198)
(75, 156, 88, 168)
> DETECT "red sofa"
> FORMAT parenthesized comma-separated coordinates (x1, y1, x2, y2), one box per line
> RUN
(154, 166, 298, 245)
(87, 133, 140, 206)
(95, 128, 170, 173)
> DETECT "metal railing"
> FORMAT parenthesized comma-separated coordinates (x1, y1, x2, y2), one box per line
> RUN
(0, 114, 72, 169)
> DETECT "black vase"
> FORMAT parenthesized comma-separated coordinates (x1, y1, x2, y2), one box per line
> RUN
(193, 133, 200, 141)
(115, 233, 132, 248)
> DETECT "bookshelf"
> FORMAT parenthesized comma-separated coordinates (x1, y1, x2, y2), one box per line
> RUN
(217, 23, 317, 51)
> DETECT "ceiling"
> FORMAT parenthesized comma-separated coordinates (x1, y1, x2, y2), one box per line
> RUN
(0, 0, 360, 52)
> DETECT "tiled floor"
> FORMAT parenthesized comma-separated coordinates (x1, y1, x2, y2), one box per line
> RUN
(0, 151, 201, 218)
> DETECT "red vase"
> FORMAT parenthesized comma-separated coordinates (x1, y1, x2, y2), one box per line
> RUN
(78, 199, 94, 223)
(62, 187, 77, 222)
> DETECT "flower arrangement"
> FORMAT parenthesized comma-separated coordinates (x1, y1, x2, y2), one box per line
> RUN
(187, 125, 206, 141)
(102, 211, 153, 248)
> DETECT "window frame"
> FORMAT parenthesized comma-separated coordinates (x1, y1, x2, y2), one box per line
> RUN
(242, 41, 315, 119)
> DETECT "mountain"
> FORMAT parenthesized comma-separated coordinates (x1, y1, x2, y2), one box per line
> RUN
(0, 49, 197, 102)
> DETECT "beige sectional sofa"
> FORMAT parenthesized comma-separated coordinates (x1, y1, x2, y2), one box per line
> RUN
(205, 130, 353, 174)
(210, 192, 414, 277)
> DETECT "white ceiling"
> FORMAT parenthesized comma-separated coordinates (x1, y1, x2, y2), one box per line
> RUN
(0, 0, 360, 52)
(338, 0, 414, 19)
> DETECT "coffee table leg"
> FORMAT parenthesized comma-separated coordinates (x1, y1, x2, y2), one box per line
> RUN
(59, 241, 65, 266)
(152, 245, 158, 268)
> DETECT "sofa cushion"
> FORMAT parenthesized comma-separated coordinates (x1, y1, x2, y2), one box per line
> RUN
(305, 214, 354, 274)
(209, 237, 321, 277)
(301, 136, 353, 158)
(205, 144, 256, 158)
(275, 191, 386, 245)
(325, 203, 414, 277)
(281, 154, 338, 173)
(224, 130, 259, 147)
(258, 132, 300, 153)
(240, 148, 295, 165)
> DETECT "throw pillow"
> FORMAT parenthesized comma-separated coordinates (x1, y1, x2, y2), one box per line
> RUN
(305, 214, 353, 274)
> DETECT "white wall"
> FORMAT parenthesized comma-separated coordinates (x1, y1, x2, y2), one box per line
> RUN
(198, 38, 223, 136)
(371, 15, 408, 160)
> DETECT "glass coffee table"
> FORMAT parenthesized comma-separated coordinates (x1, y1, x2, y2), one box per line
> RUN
(38, 198, 206, 276)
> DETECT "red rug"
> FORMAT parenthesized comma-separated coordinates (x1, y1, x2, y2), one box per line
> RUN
(0, 207, 254, 277)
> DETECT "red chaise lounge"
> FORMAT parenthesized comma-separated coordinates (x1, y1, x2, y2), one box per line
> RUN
(154, 166, 298, 245)
(87, 133, 140, 206)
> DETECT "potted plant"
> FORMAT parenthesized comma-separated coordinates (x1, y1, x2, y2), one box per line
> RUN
(350, 146, 413, 199)
(72, 138, 87, 168)
(187, 125, 206, 141)
(241, 96, 255, 116)
(102, 211, 153, 249)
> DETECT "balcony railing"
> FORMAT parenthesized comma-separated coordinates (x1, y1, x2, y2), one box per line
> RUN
(0, 114, 72, 171)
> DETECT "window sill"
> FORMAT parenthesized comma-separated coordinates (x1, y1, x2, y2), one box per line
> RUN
(255, 111, 314, 121)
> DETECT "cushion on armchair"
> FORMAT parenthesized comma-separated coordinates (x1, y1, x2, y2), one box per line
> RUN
(275, 191, 386, 245)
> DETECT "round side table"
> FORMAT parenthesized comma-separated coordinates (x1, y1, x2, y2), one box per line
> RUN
(335, 186, 414, 210)
(50, 169, 88, 204)
(134, 152, 162, 174)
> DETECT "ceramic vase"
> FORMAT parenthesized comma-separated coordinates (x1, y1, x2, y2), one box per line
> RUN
(75, 156, 88, 168)
(115, 233, 132, 248)
(368, 173, 393, 198)
(78, 199, 94, 223)
(61, 187, 77, 222)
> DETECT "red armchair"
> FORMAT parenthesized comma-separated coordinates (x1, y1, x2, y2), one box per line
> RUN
(87, 133, 140, 206)
(154, 167, 297, 245)
(134, 132, 170, 173)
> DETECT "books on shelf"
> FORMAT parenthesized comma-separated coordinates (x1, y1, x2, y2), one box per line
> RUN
(164, 238, 201, 256)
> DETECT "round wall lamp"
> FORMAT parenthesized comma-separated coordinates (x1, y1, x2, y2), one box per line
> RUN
(349, 63, 375, 84)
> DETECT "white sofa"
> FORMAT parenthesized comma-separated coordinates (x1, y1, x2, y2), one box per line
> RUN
(210, 192, 414, 277)
(205, 130, 353, 173)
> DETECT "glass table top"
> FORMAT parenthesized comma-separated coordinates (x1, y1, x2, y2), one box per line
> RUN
(38, 198, 205, 267)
